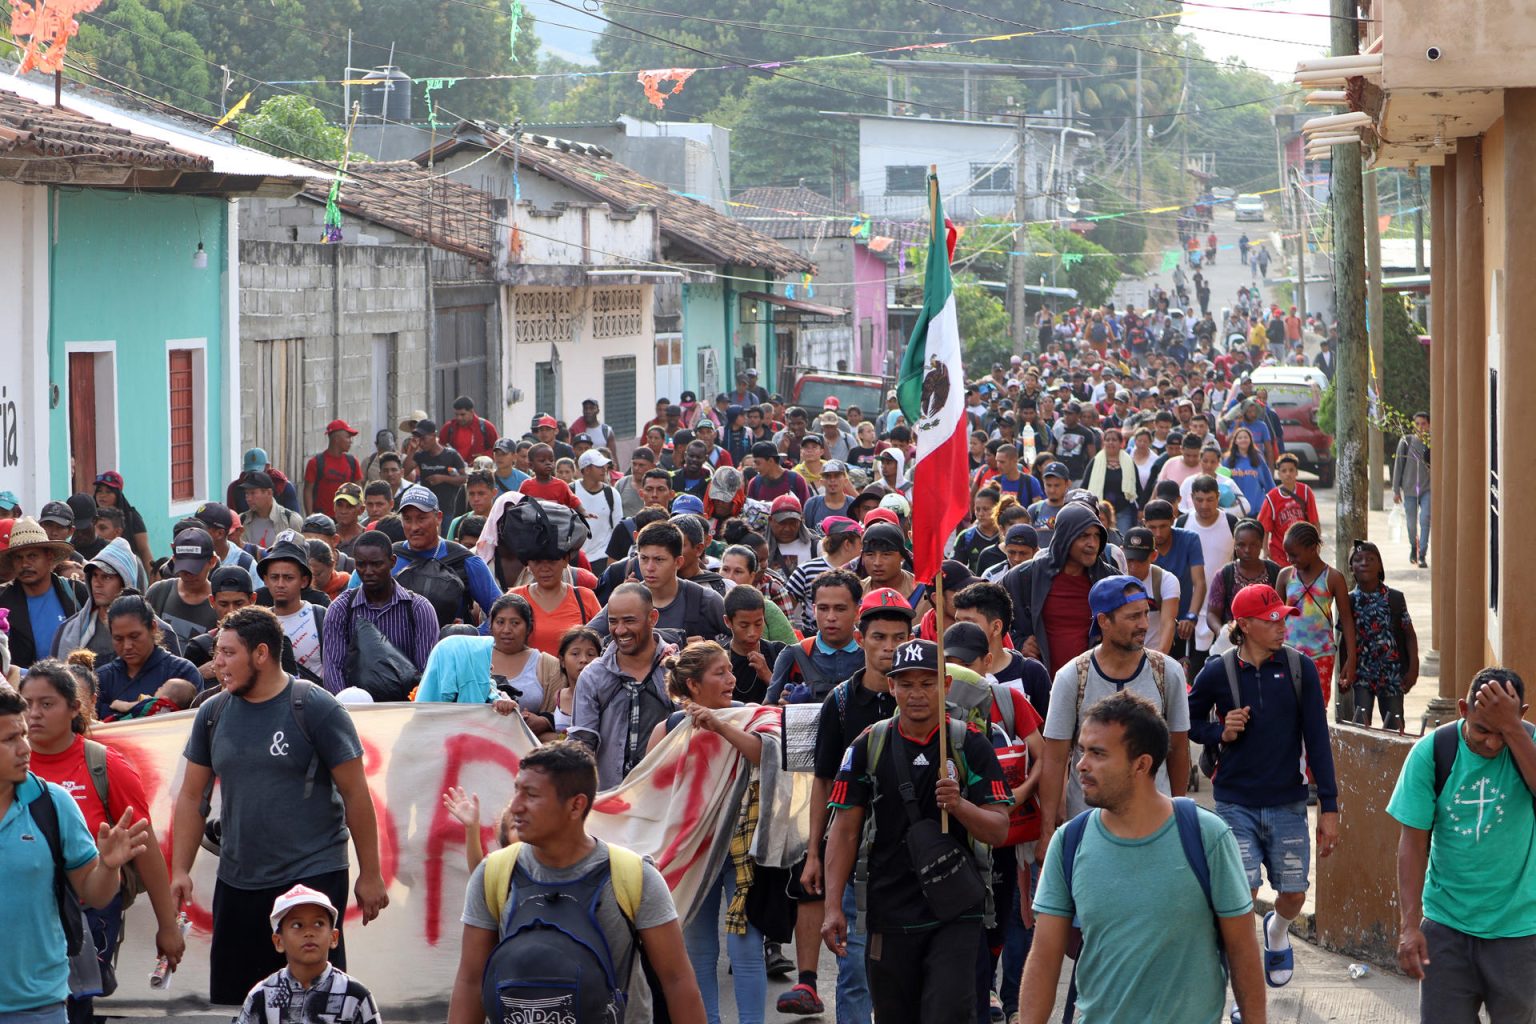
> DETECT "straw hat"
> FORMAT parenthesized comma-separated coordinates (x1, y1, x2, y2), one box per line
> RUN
(0, 516, 76, 572)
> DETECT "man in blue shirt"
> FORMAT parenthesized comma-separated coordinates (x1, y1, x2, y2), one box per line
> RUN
(0, 688, 149, 1021)
(1141, 499, 1205, 669)
(0, 518, 86, 668)
(345, 486, 501, 628)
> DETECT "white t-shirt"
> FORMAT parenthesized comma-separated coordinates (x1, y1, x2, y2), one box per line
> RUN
(277, 603, 323, 683)
(1139, 565, 1181, 650)
(1182, 512, 1237, 651)
(575, 482, 623, 564)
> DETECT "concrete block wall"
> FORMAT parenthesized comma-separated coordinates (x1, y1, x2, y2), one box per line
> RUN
(239, 238, 431, 471)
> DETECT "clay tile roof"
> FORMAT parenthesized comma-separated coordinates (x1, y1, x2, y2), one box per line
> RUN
(426, 123, 815, 275)
(729, 186, 849, 239)
(0, 88, 210, 170)
(301, 161, 495, 263)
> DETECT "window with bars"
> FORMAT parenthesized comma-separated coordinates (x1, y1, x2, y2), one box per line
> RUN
(970, 163, 1013, 193)
(167, 343, 206, 505)
(885, 165, 926, 194)
(534, 361, 557, 419)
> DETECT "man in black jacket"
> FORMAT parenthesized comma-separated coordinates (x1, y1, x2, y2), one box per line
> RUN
(1001, 501, 1117, 676)
(0, 516, 88, 666)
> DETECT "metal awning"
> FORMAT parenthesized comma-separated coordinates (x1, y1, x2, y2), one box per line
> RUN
(740, 291, 848, 319)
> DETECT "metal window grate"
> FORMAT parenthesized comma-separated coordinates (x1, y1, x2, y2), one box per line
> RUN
(168, 349, 195, 501)
(603, 356, 637, 437)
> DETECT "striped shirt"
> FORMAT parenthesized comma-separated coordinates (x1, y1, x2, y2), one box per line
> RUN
(320, 582, 439, 693)
(786, 556, 832, 632)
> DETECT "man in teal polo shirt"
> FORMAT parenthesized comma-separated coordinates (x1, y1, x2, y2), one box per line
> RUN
(1390, 667, 1536, 1022)
(0, 689, 149, 1023)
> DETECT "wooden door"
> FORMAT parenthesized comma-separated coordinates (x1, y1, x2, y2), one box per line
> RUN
(68, 352, 97, 494)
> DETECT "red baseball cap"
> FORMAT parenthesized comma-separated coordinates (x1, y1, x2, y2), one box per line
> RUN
(823, 396, 840, 409)
(1231, 584, 1300, 622)
(862, 507, 900, 528)
(535, 415, 558, 429)
(769, 494, 803, 521)
(858, 587, 913, 622)
(325, 419, 359, 435)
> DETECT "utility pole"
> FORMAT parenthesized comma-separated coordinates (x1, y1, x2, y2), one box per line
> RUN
(1135, 51, 1144, 207)
(1011, 109, 1029, 355)
(1331, 0, 1370, 572)
(1365, 165, 1386, 510)
(1295, 174, 1308, 323)
(1180, 58, 1191, 209)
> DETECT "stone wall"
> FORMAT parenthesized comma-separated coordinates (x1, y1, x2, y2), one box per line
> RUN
(1315, 722, 1418, 965)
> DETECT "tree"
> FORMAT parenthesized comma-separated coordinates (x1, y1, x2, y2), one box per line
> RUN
(953, 274, 1011, 371)
(1023, 226, 1118, 309)
(70, 0, 214, 112)
(238, 95, 349, 162)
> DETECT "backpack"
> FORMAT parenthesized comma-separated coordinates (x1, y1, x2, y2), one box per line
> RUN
(80, 741, 146, 909)
(1069, 649, 1168, 741)
(1059, 798, 1224, 972)
(28, 774, 87, 957)
(497, 497, 591, 563)
(1198, 646, 1304, 779)
(393, 540, 474, 627)
(480, 841, 644, 1024)
(197, 681, 321, 854)
(1431, 720, 1536, 805)
(783, 637, 837, 702)
(1217, 562, 1281, 624)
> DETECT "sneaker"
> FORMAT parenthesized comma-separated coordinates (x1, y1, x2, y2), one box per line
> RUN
(990, 990, 1005, 1021)
(764, 943, 794, 979)
(776, 983, 824, 1015)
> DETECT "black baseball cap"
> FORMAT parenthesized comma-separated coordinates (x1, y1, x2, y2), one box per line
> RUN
(66, 494, 96, 529)
(943, 621, 991, 663)
(750, 441, 780, 462)
(1005, 524, 1039, 547)
(861, 522, 906, 553)
(194, 501, 235, 530)
(170, 528, 215, 575)
(303, 513, 338, 537)
(1123, 527, 1155, 559)
(209, 565, 255, 595)
(38, 501, 74, 527)
(241, 471, 275, 491)
(888, 639, 940, 676)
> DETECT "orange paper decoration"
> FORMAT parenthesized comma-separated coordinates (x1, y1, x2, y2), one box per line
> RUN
(636, 67, 696, 110)
(9, 0, 104, 74)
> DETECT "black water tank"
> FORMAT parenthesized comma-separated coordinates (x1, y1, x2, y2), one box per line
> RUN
(360, 66, 412, 122)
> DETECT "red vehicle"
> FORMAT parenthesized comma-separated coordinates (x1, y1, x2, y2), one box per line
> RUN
(1250, 368, 1335, 487)
(787, 368, 890, 417)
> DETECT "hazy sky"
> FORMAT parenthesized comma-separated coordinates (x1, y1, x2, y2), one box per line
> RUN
(526, 0, 1339, 83)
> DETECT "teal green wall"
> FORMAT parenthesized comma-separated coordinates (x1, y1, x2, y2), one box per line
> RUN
(48, 189, 229, 555)
(680, 267, 772, 397)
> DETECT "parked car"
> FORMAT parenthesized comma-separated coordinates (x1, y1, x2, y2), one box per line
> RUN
(787, 367, 890, 418)
(1234, 194, 1266, 222)
(1250, 366, 1334, 487)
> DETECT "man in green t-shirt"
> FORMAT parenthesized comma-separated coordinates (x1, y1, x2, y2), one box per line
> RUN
(1388, 667, 1536, 1021)
(1020, 690, 1264, 1024)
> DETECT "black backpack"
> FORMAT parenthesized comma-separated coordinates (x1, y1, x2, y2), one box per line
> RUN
(481, 845, 640, 1024)
(344, 618, 420, 702)
(27, 775, 86, 957)
(497, 497, 591, 562)
(393, 541, 474, 627)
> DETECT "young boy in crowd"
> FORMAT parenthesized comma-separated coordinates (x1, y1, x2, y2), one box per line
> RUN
(103, 677, 198, 720)
(237, 885, 380, 1024)
(1257, 452, 1319, 565)
(721, 584, 786, 705)
(519, 443, 589, 514)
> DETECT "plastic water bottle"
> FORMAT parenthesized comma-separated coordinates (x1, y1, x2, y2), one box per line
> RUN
(1387, 505, 1406, 544)
(149, 912, 190, 990)
(1347, 963, 1370, 980)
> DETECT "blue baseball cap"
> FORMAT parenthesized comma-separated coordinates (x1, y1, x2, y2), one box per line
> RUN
(1089, 574, 1151, 618)
(670, 494, 705, 515)
(398, 485, 439, 513)
(241, 447, 269, 473)
(1042, 462, 1071, 480)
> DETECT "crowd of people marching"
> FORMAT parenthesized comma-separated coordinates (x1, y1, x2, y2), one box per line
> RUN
(2, 273, 1526, 1024)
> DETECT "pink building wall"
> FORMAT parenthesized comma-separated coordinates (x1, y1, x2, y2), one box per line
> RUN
(852, 243, 890, 375)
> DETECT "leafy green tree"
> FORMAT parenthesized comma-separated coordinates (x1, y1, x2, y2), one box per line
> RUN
(1024, 226, 1118, 308)
(729, 58, 879, 190)
(953, 274, 1012, 370)
(71, 0, 214, 112)
(238, 94, 349, 162)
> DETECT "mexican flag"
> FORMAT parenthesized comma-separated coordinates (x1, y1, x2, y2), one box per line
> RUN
(896, 173, 970, 585)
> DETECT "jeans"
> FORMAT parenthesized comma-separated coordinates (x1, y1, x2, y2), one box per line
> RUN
(0, 1006, 67, 1024)
(684, 862, 766, 1024)
(1404, 493, 1431, 559)
(839, 884, 872, 1024)
(1114, 505, 1138, 536)
(1216, 800, 1312, 893)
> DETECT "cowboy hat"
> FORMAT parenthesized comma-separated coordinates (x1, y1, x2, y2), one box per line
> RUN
(0, 516, 76, 572)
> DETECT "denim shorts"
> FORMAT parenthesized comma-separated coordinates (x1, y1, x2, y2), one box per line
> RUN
(1215, 800, 1311, 893)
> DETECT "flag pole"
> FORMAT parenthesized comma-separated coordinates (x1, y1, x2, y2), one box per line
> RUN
(924, 164, 952, 833)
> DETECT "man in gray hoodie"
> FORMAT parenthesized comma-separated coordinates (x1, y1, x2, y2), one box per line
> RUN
(52, 537, 181, 659)
(1001, 501, 1117, 675)
(569, 582, 673, 789)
